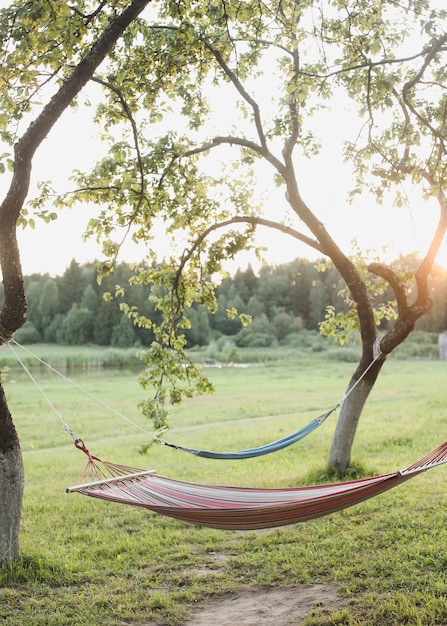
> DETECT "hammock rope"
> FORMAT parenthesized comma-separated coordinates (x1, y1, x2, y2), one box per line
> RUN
(67, 438, 447, 531)
(7, 340, 160, 440)
(8, 340, 80, 441)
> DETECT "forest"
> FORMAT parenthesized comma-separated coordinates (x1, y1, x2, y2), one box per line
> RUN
(6, 256, 447, 350)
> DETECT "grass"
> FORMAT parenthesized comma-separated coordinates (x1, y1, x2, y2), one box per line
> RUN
(1, 345, 447, 624)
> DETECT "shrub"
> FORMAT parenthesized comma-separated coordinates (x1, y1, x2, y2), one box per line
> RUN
(100, 348, 140, 368)
(14, 322, 42, 344)
(325, 347, 361, 362)
(311, 341, 327, 352)
(236, 332, 277, 348)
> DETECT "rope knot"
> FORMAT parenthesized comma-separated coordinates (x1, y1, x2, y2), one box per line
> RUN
(0, 322, 15, 343)
(74, 439, 93, 460)
(373, 337, 386, 361)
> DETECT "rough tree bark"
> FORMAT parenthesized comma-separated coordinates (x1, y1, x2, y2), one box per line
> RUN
(0, 0, 150, 566)
(329, 357, 385, 473)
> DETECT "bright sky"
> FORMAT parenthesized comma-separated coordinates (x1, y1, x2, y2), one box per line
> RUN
(1, 2, 446, 277)
(8, 92, 444, 278)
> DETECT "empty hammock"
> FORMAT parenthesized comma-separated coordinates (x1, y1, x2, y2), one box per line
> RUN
(67, 439, 447, 531)
(152, 344, 382, 460)
(155, 405, 339, 460)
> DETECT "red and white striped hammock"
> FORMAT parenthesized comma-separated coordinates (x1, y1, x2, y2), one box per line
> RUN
(67, 439, 447, 531)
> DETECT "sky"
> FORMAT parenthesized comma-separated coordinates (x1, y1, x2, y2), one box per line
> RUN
(2, 1, 446, 277)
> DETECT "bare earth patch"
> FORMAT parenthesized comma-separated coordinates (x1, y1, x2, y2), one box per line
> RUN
(138, 584, 343, 625)
(182, 585, 341, 625)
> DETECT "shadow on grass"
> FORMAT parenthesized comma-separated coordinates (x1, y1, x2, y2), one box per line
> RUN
(0, 555, 66, 585)
(303, 460, 379, 485)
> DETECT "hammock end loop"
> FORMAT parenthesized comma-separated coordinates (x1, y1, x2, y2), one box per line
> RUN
(74, 438, 92, 459)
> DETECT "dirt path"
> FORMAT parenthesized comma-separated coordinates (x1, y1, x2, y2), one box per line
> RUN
(182, 585, 341, 625)
(139, 584, 344, 625)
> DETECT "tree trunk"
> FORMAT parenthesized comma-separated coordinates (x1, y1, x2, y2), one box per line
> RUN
(0, 380, 24, 566)
(329, 359, 384, 473)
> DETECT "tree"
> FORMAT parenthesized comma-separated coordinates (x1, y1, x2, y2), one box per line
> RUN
(232, 265, 258, 304)
(58, 260, 85, 314)
(111, 313, 138, 347)
(0, 0, 150, 565)
(37, 279, 60, 336)
(63, 0, 447, 474)
(80, 283, 100, 314)
(59, 303, 94, 345)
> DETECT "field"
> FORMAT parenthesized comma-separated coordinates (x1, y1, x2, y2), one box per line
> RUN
(1, 344, 447, 624)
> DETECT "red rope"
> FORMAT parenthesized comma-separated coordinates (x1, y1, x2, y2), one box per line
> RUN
(72, 439, 145, 483)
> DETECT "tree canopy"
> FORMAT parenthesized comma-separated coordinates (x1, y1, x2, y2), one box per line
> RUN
(1, 3, 447, 568)
(12, 256, 447, 351)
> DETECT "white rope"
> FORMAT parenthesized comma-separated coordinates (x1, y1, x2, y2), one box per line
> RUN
(340, 337, 385, 406)
(8, 341, 79, 440)
(8, 340, 157, 440)
(8, 337, 385, 445)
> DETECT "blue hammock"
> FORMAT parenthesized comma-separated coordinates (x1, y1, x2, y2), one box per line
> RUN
(155, 404, 339, 460)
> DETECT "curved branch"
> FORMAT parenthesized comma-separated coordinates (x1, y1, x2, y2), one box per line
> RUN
(402, 33, 447, 148)
(372, 190, 447, 354)
(367, 262, 409, 314)
(198, 33, 301, 172)
(92, 77, 145, 194)
(71, 0, 108, 24)
(159, 134, 285, 190)
(90, 76, 147, 263)
(282, 46, 301, 161)
(402, 34, 447, 98)
(413, 189, 447, 308)
(176, 215, 326, 279)
(189, 135, 285, 172)
(302, 42, 441, 83)
(199, 38, 267, 148)
(233, 36, 295, 58)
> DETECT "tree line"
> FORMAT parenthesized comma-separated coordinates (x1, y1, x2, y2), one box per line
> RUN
(6, 256, 447, 349)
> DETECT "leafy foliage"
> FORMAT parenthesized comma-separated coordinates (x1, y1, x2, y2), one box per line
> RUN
(3, 0, 447, 460)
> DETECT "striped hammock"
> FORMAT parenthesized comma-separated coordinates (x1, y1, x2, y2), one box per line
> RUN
(156, 406, 338, 460)
(67, 440, 447, 531)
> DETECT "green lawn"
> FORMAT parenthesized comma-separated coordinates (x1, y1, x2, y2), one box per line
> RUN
(1, 347, 447, 624)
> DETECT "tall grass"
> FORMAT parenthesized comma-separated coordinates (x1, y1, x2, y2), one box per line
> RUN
(1, 346, 447, 624)
(0, 343, 142, 373)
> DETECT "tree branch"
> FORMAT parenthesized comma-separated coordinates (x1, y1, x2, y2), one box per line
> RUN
(91, 75, 148, 264)
(175, 215, 326, 280)
(367, 262, 409, 314)
(401, 33, 447, 149)
(413, 188, 447, 308)
(199, 36, 269, 151)
(282, 46, 301, 162)
(373, 189, 447, 355)
(158, 134, 285, 190)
